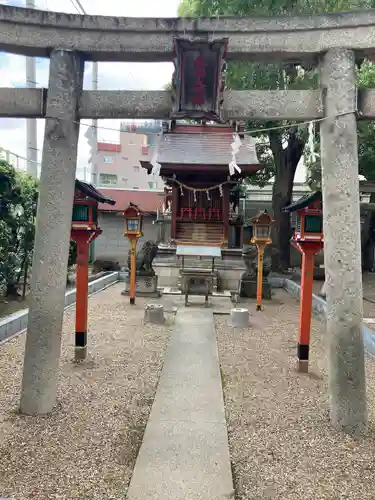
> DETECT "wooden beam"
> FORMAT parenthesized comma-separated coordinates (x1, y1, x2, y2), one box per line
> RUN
(223, 90, 322, 121)
(0, 87, 44, 117)
(79, 89, 323, 121)
(0, 87, 375, 121)
(79, 90, 172, 120)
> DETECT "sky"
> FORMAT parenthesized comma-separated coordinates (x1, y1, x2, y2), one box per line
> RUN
(0, 0, 307, 183)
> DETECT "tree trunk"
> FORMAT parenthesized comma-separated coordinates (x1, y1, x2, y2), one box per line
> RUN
(22, 258, 28, 300)
(272, 177, 294, 270)
(270, 130, 305, 271)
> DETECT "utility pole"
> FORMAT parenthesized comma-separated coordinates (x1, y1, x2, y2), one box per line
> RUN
(26, 0, 38, 178)
(68, 0, 98, 185)
(91, 61, 98, 185)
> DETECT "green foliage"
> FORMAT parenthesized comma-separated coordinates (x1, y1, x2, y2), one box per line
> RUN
(69, 240, 77, 268)
(0, 161, 38, 295)
(307, 59, 375, 189)
(178, 0, 374, 268)
(0, 160, 77, 298)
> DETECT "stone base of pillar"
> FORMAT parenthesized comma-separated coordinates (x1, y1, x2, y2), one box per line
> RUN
(122, 274, 161, 297)
(74, 345, 88, 361)
(144, 304, 165, 324)
(297, 359, 309, 373)
(229, 308, 249, 327)
(239, 279, 272, 299)
(75, 330, 87, 361)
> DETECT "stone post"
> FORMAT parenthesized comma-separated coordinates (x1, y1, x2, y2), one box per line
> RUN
(320, 49, 367, 433)
(20, 49, 84, 415)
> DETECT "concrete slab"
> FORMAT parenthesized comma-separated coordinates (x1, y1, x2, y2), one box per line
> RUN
(126, 308, 234, 500)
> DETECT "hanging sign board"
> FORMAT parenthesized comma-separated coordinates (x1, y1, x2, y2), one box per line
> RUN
(171, 38, 228, 122)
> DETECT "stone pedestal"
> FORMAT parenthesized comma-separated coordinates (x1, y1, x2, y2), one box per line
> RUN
(229, 308, 249, 327)
(144, 304, 165, 324)
(239, 279, 271, 299)
(239, 244, 272, 299)
(179, 269, 217, 294)
(123, 273, 160, 297)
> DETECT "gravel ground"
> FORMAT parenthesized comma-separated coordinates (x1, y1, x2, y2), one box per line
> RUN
(292, 272, 375, 318)
(0, 283, 173, 500)
(216, 290, 375, 500)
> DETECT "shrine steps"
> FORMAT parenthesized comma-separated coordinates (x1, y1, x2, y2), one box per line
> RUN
(176, 222, 224, 245)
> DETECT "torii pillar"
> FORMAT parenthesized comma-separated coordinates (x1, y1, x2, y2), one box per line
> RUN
(20, 49, 84, 415)
(320, 48, 367, 433)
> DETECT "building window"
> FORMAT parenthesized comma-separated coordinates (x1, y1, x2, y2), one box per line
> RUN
(121, 178, 128, 186)
(133, 166, 140, 172)
(148, 182, 156, 190)
(99, 173, 117, 186)
(103, 156, 113, 164)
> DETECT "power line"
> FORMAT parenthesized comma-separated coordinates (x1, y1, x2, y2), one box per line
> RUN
(0, 108, 356, 165)
(73, 0, 86, 14)
(68, 0, 82, 14)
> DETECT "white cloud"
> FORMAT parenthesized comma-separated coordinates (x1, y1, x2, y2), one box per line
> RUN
(0, 0, 179, 178)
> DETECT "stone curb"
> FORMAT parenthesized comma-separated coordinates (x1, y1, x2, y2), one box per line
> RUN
(281, 277, 375, 359)
(0, 271, 119, 344)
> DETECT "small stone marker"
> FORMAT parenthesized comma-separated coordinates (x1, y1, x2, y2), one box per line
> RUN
(144, 304, 165, 324)
(229, 308, 249, 327)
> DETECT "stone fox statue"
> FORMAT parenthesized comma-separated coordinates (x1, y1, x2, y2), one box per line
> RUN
(127, 240, 158, 275)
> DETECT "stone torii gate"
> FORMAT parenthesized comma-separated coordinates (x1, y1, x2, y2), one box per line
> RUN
(0, 5, 373, 432)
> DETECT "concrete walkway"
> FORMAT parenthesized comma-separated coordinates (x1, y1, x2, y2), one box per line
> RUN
(126, 308, 234, 500)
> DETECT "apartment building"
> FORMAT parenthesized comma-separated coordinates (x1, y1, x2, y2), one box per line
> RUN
(95, 121, 164, 191)
(91, 121, 165, 263)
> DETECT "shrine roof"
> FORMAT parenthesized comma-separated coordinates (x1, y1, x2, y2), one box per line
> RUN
(75, 180, 116, 205)
(282, 190, 322, 213)
(96, 188, 164, 214)
(147, 132, 259, 166)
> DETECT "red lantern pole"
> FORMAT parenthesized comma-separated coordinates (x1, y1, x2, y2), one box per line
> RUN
(71, 230, 101, 361)
(256, 243, 265, 311)
(123, 204, 143, 306)
(283, 193, 323, 374)
(293, 241, 323, 372)
(129, 236, 137, 305)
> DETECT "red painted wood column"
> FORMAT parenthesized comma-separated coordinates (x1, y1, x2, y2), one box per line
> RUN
(171, 185, 178, 240)
(75, 236, 89, 361)
(71, 230, 101, 361)
(294, 241, 323, 373)
(222, 184, 229, 244)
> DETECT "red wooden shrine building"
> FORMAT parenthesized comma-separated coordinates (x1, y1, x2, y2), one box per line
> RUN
(141, 37, 260, 247)
(141, 121, 259, 246)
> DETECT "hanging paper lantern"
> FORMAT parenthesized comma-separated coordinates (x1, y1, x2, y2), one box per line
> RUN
(219, 184, 223, 197)
(207, 190, 210, 201)
(180, 185, 184, 196)
(193, 190, 197, 203)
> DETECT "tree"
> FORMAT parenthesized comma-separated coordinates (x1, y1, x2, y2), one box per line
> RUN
(178, 0, 375, 270)
(0, 161, 38, 296)
(307, 59, 375, 191)
(0, 161, 77, 299)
